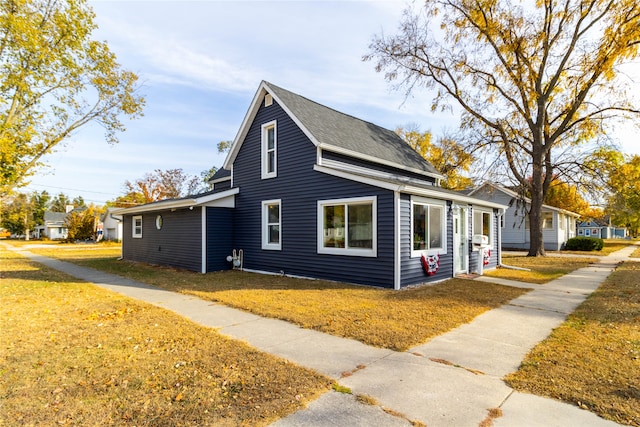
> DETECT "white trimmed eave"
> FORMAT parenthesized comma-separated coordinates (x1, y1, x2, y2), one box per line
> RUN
(112, 188, 239, 215)
(223, 81, 320, 170)
(314, 164, 507, 210)
(319, 144, 445, 182)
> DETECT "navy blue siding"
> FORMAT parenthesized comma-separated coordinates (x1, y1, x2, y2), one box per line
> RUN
(400, 195, 454, 287)
(213, 179, 232, 191)
(122, 208, 201, 271)
(322, 151, 438, 184)
(206, 207, 234, 271)
(232, 97, 395, 288)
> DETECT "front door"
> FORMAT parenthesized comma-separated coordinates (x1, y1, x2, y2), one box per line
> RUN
(453, 206, 468, 274)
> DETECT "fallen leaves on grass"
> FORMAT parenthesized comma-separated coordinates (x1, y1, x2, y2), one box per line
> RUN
(0, 247, 332, 427)
(199, 277, 528, 351)
(505, 261, 640, 426)
(485, 255, 599, 284)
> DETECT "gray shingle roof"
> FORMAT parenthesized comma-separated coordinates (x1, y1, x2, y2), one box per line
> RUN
(265, 82, 442, 177)
(43, 211, 67, 225)
(209, 168, 231, 182)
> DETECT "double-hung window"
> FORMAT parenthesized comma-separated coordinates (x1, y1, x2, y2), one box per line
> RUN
(411, 197, 446, 255)
(318, 196, 376, 257)
(262, 200, 281, 250)
(542, 212, 554, 229)
(132, 215, 143, 238)
(473, 209, 492, 246)
(261, 121, 277, 179)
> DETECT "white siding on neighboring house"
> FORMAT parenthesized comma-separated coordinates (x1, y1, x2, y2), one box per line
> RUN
(102, 208, 123, 241)
(470, 182, 580, 251)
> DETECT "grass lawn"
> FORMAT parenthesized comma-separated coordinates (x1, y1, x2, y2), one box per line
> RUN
(484, 255, 599, 284)
(505, 261, 640, 426)
(0, 246, 332, 426)
(16, 242, 529, 352)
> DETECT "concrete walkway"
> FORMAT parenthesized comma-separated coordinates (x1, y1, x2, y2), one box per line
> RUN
(4, 243, 637, 427)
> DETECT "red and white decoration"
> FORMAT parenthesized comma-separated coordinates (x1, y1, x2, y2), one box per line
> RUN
(483, 248, 491, 266)
(421, 254, 440, 276)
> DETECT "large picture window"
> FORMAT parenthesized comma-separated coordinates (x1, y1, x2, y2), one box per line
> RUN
(411, 198, 445, 255)
(262, 200, 281, 250)
(261, 121, 277, 179)
(473, 209, 492, 245)
(132, 215, 142, 238)
(318, 196, 376, 257)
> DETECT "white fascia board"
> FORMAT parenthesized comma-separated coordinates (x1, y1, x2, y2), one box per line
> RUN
(113, 188, 239, 215)
(223, 82, 269, 169)
(320, 144, 445, 182)
(111, 199, 198, 215)
(321, 158, 437, 188)
(194, 188, 239, 205)
(223, 81, 320, 170)
(314, 165, 507, 210)
(266, 83, 321, 147)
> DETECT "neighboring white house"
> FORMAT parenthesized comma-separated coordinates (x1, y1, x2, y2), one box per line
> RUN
(40, 211, 69, 240)
(100, 208, 123, 241)
(469, 182, 580, 251)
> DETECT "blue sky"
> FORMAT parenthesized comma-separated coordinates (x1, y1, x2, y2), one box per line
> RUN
(23, 1, 640, 205)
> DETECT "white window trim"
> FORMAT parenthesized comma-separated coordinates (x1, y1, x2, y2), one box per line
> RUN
(472, 208, 493, 250)
(410, 196, 447, 257)
(262, 199, 281, 250)
(132, 215, 143, 238)
(542, 211, 554, 230)
(261, 120, 277, 179)
(317, 196, 377, 257)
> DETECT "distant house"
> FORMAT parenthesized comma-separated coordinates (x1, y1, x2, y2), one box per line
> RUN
(577, 219, 629, 239)
(40, 211, 69, 240)
(101, 208, 123, 241)
(469, 182, 579, 251)
(115, 81, 507, 289)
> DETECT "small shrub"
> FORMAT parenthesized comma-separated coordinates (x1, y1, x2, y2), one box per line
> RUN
(565, 237, 604, 251)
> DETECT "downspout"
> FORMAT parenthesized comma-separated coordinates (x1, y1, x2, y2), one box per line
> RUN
(394, 191, 401, 290)
(201, 206, 207, 274)
(110, 213, 124, 261)
(497, 207, 531, 271)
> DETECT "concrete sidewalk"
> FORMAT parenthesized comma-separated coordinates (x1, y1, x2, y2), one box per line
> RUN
(5, 243, 636, 427)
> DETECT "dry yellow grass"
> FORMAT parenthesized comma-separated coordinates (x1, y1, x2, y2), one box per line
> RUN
(0, 246, 331, 426)
(21, 242, 529, 351)
(485, 255, 599, 284)
(505, 261, 640, 426)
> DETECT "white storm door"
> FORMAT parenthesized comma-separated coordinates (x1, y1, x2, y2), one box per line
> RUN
(453, 207, 468, 274)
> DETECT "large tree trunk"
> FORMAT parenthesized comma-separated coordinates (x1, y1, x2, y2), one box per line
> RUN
(528, 192, 545, 256)
(528, 143, 546, 256)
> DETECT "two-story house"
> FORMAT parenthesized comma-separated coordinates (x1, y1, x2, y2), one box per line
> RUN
(116, 81, 507, 289)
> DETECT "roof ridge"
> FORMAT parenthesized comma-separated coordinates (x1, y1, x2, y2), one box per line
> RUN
(264, 81, 397, 136)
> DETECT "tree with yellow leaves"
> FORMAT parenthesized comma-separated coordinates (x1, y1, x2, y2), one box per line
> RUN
(366, 0, 640, 256)
(607, 154, 640, 236)
(0, 0, 145, 195)
(396, 126, 474, 190)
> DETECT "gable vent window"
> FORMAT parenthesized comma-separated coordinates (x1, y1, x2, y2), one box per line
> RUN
(264, 94, 273, 107)
(261, 120, 277, 179)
